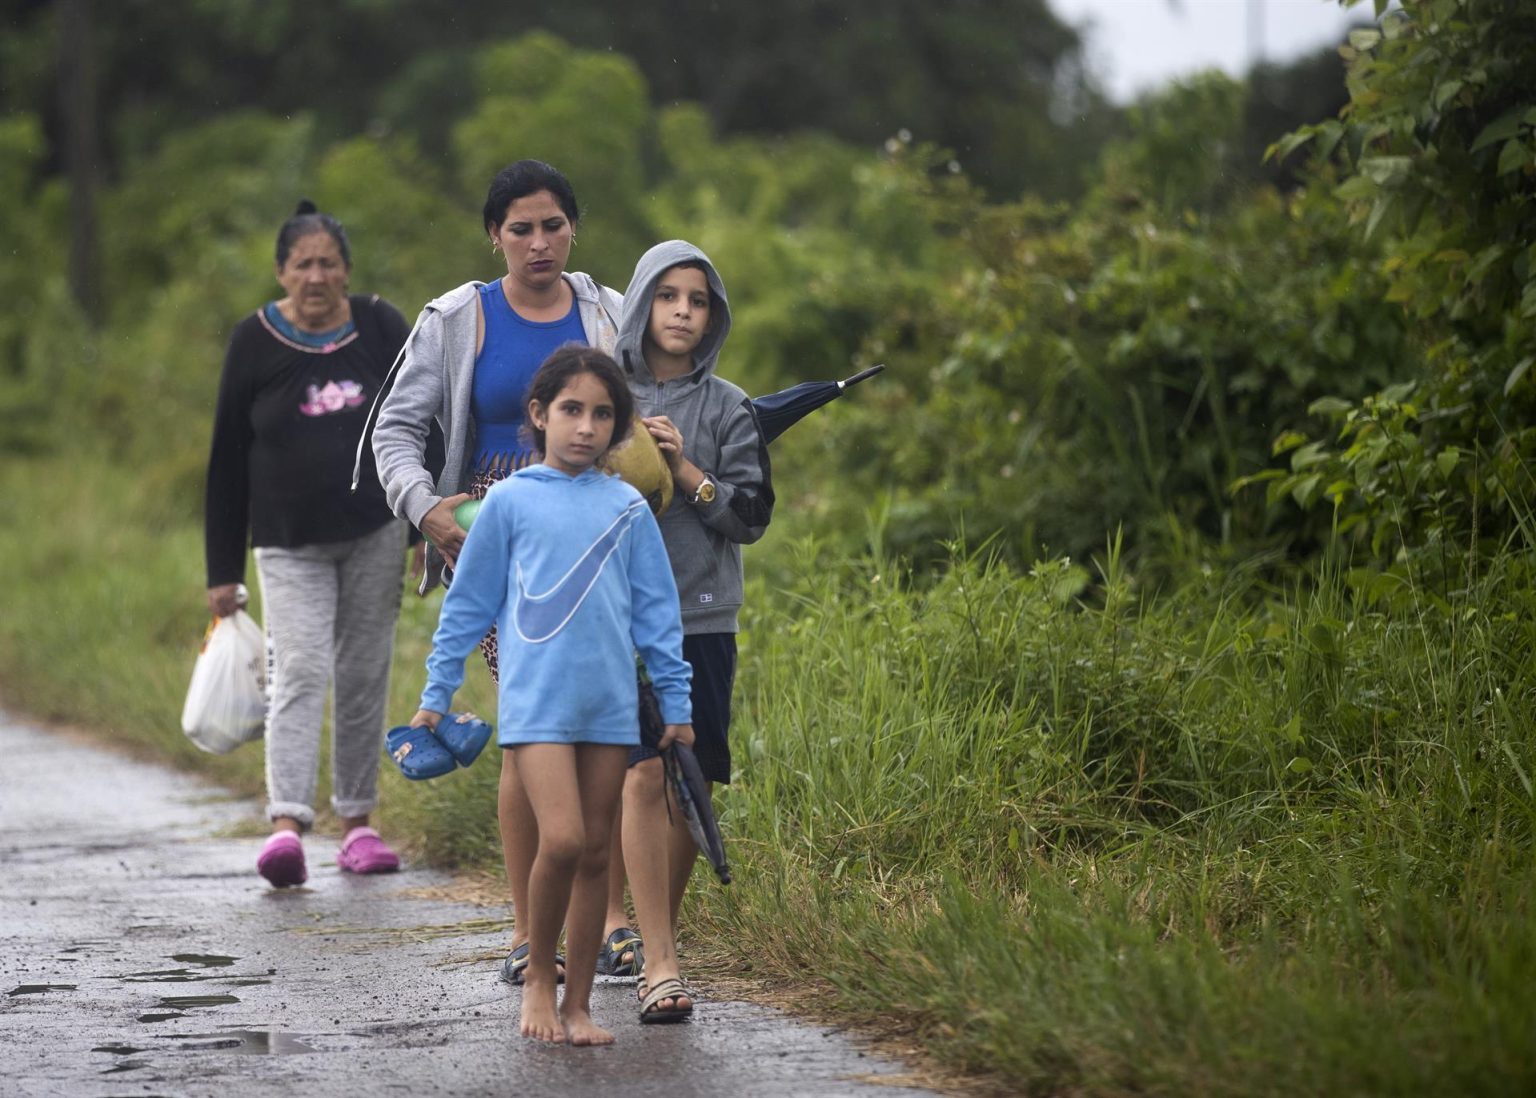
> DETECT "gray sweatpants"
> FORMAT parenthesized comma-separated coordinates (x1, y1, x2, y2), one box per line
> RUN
(254, 520, 407, 829)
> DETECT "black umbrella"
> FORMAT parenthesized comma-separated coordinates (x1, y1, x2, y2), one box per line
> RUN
(663, 743, 731, 885)
(638, 682, 731, 885)
(750, 364, 885, 444)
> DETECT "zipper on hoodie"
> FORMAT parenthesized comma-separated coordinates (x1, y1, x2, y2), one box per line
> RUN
(652, 377, 672, 418)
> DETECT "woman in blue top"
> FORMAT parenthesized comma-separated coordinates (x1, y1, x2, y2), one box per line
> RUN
(407, 347, 694, 1045)
(373, 160, 626, 580)
(371, 160, 665, 983)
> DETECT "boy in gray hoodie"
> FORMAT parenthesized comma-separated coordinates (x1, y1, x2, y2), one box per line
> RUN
(604, 241, 773, 1020)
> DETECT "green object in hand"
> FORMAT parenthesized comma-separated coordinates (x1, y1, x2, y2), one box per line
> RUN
(454, 498, 482, 531)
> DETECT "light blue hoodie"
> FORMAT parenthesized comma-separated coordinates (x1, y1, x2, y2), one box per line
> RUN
(420, 463, 692, 745)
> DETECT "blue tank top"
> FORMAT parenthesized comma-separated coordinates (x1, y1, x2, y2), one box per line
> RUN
(472, 280, 587, 472)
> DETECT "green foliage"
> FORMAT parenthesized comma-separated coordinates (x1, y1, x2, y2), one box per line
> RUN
(103, 112, 317, 324)
(1, 30, 987, 531)
(688, 536, 1536, 1092)
(452, 34, 655, 283)
(1098, 72, 1250, 215)
(8, 23, 1415, 576)
(312, 134, 482, 310)
(2, 0, 1108, 201)
(733, 537, 1536, 888)
(0, 113, 84, 455)
(648, 122, 973, 395)
(786, 125, 1413, 568)
(1258, 0, 1536, 571)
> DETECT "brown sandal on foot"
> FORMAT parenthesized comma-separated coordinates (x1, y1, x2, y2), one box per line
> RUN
(639, 977, 694, 1024)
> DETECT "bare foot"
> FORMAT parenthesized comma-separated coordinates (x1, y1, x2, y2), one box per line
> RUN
(560, 1004, 614, 1047)
(520, 980, 566, 1043)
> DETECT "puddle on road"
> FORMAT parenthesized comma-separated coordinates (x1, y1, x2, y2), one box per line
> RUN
(158, 993, 240, 1008)
(117, 954, 268, 987)
(158, 1029, 320, 1055)
(95, 1028, 320, 1081)
(7, 983, 77, 995)
(121, 968, 205, 983)
(119, 968, 269, 986)
(137, 1012, 187, 1022)
(100, 1058, 150, 1075)
(58, 940, 120, 965)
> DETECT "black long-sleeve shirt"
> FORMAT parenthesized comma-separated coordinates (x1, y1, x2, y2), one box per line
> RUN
(203, 295, 408, 587)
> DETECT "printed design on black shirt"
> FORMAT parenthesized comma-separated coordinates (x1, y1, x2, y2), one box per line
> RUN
(299, 380, 368, 417)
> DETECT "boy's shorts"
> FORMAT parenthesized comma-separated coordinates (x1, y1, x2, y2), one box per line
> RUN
(630, 632, 736, 784)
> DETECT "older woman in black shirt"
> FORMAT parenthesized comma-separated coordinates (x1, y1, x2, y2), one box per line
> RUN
(205, 201, 411, 888)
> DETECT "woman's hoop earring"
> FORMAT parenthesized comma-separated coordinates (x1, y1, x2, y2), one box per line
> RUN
(489, 238, 498, 253)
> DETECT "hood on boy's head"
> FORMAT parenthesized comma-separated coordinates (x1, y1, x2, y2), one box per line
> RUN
(616, 240, 732, 385)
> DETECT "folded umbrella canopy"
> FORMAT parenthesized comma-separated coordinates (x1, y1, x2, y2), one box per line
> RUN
(638, 682, 731, 885)
(663, 743, 731, 885)
(749, 364, 885, 445)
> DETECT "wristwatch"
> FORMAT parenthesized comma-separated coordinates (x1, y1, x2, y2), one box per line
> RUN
(689, 475, 717, 505)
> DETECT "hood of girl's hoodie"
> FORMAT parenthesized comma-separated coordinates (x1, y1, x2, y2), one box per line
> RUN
(615, 240, 732, 386)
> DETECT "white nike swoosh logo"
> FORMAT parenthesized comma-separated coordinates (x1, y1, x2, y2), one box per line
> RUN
(512, 500, 647, 643)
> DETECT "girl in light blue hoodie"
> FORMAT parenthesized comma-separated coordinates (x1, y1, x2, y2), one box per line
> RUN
(408, 346, 694, 1047)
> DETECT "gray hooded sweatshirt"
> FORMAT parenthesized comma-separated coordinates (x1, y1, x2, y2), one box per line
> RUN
(362, 271, 622, 592)
(617, 240, 773, 634)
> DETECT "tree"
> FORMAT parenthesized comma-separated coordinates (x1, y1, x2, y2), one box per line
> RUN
(3, 0, 1112, 202)
(55, 0, 100, 323)
(1259, 0, 1536, 574)
(541, 0, 1110, 199)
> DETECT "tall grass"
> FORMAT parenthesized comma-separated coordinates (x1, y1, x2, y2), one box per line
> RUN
(695, 535, 1536, 1093)
(3, 452, 1533, 1093)
(0, 453, 499, 854)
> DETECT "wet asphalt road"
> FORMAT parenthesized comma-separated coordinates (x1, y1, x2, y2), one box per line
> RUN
(0, 715, 934, 1098)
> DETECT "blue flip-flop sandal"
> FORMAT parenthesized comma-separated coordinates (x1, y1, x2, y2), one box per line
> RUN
(595, 927, 643, 978)
(435, 712, 493, 768)
(499, 941, 566, 986)
(385, 724, 456, 780)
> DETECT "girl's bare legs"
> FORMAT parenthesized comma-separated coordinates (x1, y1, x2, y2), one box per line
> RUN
(498, 750, 546, 961)
(621, 759, 694, 1013)
(517, 742, 627, 1045)
(561, 744, 629, 1044)
(512, 745, 580, 1043)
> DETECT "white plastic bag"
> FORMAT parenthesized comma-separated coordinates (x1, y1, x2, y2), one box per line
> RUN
(180, 609, 267, 754)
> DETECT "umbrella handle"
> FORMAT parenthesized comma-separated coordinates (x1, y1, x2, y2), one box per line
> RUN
(838, 363, 885, 389)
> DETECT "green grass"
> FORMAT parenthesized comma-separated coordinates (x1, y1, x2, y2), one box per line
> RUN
(4, 452, 1534, 1094)
(691, 537, 1536, 1093)
(0, 453, 500, 851)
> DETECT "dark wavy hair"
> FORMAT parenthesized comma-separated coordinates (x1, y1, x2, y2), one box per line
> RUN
(275, 199, 351, 268)
(522, 345, 634, 457)
(482, 160, 580, 235)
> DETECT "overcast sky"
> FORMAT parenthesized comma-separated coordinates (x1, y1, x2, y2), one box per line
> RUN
(1051, 0, 1369, 102)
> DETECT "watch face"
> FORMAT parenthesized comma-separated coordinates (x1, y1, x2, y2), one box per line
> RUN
(695, 479, 716, 503)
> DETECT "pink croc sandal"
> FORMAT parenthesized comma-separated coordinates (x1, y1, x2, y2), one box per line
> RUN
(257, 831, 307, 888)
(337, 826, 401, 875)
